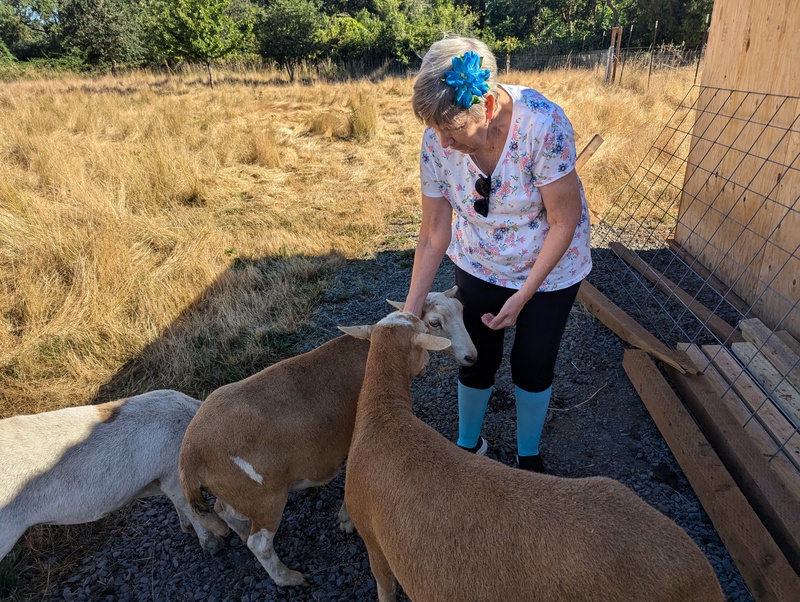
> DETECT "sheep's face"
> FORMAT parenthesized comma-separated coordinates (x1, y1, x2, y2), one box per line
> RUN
(374, 312, 451, 377)
(422, 286, 477, 367)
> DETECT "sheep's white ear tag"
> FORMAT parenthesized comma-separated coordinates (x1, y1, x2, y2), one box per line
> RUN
(386, 299, 404, 311)
(338, 325, 373, 339)
(414, 333, 451, 351)
(443, 285, 458, 298)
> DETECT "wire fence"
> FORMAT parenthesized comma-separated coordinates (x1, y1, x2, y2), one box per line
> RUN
(590, 85, 800, 473)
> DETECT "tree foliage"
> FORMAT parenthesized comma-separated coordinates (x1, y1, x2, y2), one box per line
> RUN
(163, 0, 253, 84)
(60, 0, 144, 68)
(0, 0, 715, 71)
(256, 0, 323, 81)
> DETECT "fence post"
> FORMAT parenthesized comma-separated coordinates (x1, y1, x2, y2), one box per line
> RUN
(647, 20, 659, 91)
(605, 26, 622, 83)
(618, 25, 633, 85)
(506, 53, 510, 75)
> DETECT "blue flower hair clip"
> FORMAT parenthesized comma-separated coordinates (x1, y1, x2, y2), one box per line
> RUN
(442, 50, 491, 109)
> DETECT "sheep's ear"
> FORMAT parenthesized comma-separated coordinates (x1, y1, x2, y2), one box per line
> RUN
(338, 325, 373, 339)
(386, 299, 404, 311)
(414, 333, 451, 351)
(443, 286, 458, 298)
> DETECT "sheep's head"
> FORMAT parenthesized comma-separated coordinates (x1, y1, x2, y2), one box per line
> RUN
(339, 311, 451, 378)
(386, 286, 477, 367)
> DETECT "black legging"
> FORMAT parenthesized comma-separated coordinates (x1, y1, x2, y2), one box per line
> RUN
(455, 267, 581, 393)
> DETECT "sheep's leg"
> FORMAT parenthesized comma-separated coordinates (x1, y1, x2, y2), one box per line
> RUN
(367, 546, 398, 602)
(246, 491, 307, 587)
(0, 521, 25, 562)
(214, 499, 252, 542)
(159, 475, 227, 555)
(337, 499, 354, 534)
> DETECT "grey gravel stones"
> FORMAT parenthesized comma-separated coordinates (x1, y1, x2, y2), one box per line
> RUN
(13, 232, 753, 601)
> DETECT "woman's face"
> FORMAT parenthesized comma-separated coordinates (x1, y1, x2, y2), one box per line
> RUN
(430, 112, 488, 154)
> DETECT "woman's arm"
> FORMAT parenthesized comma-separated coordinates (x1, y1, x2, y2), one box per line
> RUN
(481, 169, 583, 329)
(403, 194, 453, 317)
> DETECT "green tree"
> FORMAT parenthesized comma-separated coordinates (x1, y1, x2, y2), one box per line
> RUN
(407, 0, 476, 58)
(256, 0, 322, 82)
(61, 0, 144, 70)
(3, 0, 63, 58)
(163, 0, 254, 86)
(318, 14, 375, 63)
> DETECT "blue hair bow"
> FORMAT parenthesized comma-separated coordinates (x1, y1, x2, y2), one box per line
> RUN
(442, 50, 491, 109)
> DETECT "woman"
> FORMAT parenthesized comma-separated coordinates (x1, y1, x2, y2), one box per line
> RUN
(403, 37, 591, 472)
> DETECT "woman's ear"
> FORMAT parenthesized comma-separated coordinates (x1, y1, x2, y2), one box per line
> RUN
(484, 94, 496, 121)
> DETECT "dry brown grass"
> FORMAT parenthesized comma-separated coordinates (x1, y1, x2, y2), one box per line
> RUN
(0, 66, 696, 420)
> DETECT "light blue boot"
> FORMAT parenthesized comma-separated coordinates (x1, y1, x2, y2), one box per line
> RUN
(456, 381, 492, 454)
(516, 385, 552, 457)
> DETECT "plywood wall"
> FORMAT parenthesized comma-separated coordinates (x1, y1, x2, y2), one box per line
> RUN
(675, 0, 800, 339)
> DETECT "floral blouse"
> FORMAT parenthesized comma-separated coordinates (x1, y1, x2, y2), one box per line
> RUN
(420, 84, 592, 291)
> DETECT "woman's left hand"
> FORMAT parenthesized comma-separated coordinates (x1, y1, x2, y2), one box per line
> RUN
(481, 291, 530, 330)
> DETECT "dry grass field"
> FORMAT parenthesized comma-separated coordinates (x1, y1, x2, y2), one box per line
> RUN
(0, 63, 700, 596)
(0, 64, 697, 422)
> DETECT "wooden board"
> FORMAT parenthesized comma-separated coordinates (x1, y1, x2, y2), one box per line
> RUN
(577, 281, 699, 375)
(776, 330, 800, 358)
(665, 360, 800, 575)
(623, 349, 800, 599)
(731, 341, 800, 430)
(665, 238, 750, 315)
(611, 242, 742, 344)
(704, 344, 800, 474)
(740, 318, 800, 392)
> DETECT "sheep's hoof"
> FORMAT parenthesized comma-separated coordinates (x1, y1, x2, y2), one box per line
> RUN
(202, 535, 228, 556)
(338, 517, 355, 534)
(274, 569, 308, 587)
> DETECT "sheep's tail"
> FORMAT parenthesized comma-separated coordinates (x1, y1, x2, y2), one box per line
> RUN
(179, 458, 229, 537)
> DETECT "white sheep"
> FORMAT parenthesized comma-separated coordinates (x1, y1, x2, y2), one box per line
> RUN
(342, 311, 725, 602)
(178, 287, 476, 587)
(0, 389, 225, 562)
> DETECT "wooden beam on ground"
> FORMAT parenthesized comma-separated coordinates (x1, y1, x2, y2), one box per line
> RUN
(740, 318, 800, 393)
(610, 242, 743, 344)
(665, 239, 750, 315)
(680, 344, 800, 499)
(575, 134, 605, 224)
(704, 344, 800, 475)
(577, 280, 699, 375)
(623, 349, 800, 600)
(776, 331, 800, 358)
(665, 360, 800, 576)
(731, 342, 800, 431)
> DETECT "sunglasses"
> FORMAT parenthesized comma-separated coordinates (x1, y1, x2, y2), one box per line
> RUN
(474, 175, 491, 217)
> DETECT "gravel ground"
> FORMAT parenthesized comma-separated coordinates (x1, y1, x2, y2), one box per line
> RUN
(9, 227, 754, 601)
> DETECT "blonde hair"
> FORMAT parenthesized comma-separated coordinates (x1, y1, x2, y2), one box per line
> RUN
(412, 36, 499, 128)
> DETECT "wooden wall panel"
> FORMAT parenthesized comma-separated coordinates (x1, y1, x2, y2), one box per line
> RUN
(675, 0, 799, 339)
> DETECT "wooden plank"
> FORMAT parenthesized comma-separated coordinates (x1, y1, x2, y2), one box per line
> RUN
(575, 134, 604, 224)
(681, 344, 800, 500)
(575, 134, 604, 173)
(665, 238, 750, 316)
(577, 281, 699, 375)
(665, 360, 800, 575)
(740, 318, 800, 393)
(611, 242, 743, 344)
(704, 344, 800, 475)
(776, 330, 800, 358)
(732, 341, 800, 430)
(623, 349, 800, 600)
